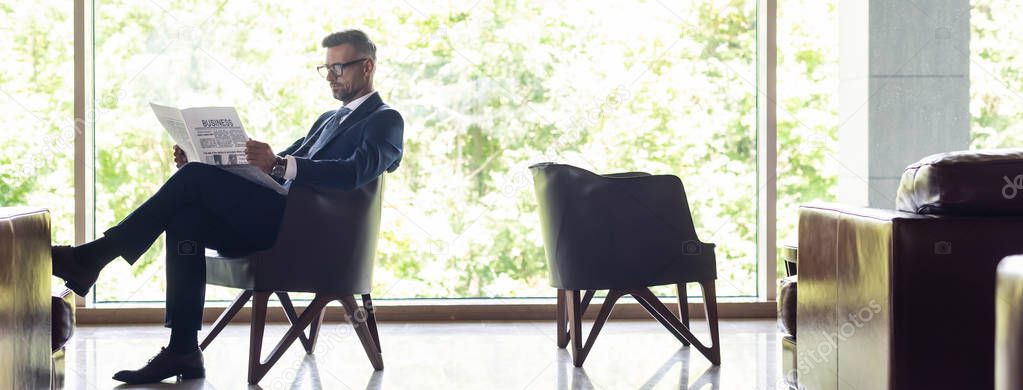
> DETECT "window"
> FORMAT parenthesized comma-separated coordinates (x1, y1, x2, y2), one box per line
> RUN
(775, 0, 1023, 277)
(87, 0, 760, 303)
(0, 2, 75, 246)
(971, 0, 1023, 149)
(775, 1, 838, 265)
(2, 0, 1013, 306)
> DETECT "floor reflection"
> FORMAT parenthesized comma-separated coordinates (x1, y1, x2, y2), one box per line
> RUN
(556, 348, 720, 389)
(66, 319, 777, 389)
(248, 355, 383, 390)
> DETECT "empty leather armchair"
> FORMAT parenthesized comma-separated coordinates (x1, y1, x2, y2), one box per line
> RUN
(200, 178, 385, 384)
(530, 163, 721, 367)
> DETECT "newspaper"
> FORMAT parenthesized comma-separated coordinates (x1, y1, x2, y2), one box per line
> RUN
(150, 103, 287, 195)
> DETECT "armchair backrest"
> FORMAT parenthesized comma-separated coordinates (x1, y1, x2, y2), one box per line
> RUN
(253, 177, 384, 294)
(530, 163, 713, 289)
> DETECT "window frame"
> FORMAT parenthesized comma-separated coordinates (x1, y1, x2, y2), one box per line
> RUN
(72, 0, 780, 310)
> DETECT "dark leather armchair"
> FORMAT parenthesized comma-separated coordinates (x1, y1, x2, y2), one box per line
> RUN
(530, 163, 720, 367)
(199, 178, 384, 384)
(797, 149, 1023, 389)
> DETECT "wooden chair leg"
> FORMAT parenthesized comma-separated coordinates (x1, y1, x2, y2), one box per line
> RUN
(247, 291, 271, 384)
(361, 294, 381, 352)
(200, 289, 252, 350)
(556, 289, 569, 348)
(632, 287, 720, 365)
(566, 289, 621, 367)
(567, 290, 583, 364)
(580, 290, 595, 314)
(699, 280, 721, 365)
(276, 292, 320, 353)
(558, 289, 595, 349)
(634, 293, 688, 344)
(247, 294, 333, 384)
(340, 295, 384, 370)
(677, 283, 691, 347)
(307, 307, 325, 353)
(238, 292, 388, 384)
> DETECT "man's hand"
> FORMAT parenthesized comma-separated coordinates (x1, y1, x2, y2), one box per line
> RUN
(245, 139, 276, 174)
(173, 145, 188, 169)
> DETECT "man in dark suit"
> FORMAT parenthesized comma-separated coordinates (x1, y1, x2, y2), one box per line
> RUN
(51, 29, 403, 384)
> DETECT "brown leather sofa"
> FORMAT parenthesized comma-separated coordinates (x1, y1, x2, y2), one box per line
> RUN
(797, 149, 1023, 390)
(997, 255, 1023, 390)
(1, 208, 61, 389)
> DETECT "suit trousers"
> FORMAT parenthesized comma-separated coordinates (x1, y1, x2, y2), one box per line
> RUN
(102, 162, 287, 330)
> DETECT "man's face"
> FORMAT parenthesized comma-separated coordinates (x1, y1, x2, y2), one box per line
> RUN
(325, 44, 372, 102)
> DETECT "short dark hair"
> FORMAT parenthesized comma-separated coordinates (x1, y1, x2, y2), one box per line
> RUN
(322, 30, 377, 60)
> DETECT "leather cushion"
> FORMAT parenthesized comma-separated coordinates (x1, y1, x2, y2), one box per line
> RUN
(897, 149, 1023, 215)
(51, 293, 74, 352)
(778, 275, 797, 337)
(205, 249, 256, 290)
(782, 244, 798, 277)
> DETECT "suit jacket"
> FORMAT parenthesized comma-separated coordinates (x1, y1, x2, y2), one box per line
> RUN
(278, 92, 404, 190)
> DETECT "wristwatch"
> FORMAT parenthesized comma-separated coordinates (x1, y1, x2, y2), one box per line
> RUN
(270, 156, 287, 179)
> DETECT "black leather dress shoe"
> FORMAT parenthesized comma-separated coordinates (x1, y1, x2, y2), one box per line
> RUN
(112, 347, 205, 384)
(51, 245, 99, 297)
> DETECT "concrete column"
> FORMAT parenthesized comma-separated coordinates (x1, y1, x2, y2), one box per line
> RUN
(838, 0, 971, 208)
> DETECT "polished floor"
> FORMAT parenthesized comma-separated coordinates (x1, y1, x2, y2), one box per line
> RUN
(63, 318, 781, 389)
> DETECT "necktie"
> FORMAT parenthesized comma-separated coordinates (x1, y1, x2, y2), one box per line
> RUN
(306, 107, 353, 158)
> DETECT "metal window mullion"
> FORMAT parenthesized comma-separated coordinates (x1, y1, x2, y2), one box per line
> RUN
(74, 0, 96, 308)
(756, 0, 778, 301)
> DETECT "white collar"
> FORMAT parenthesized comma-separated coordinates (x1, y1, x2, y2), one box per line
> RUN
(339, 90, 377, 115)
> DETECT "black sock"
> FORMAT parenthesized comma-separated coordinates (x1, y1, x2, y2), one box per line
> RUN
(74, 236, 120, 270)
(167, 328, 199, 353)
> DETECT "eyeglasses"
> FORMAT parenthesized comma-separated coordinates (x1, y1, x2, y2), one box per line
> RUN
(316, 58, 370, 78)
